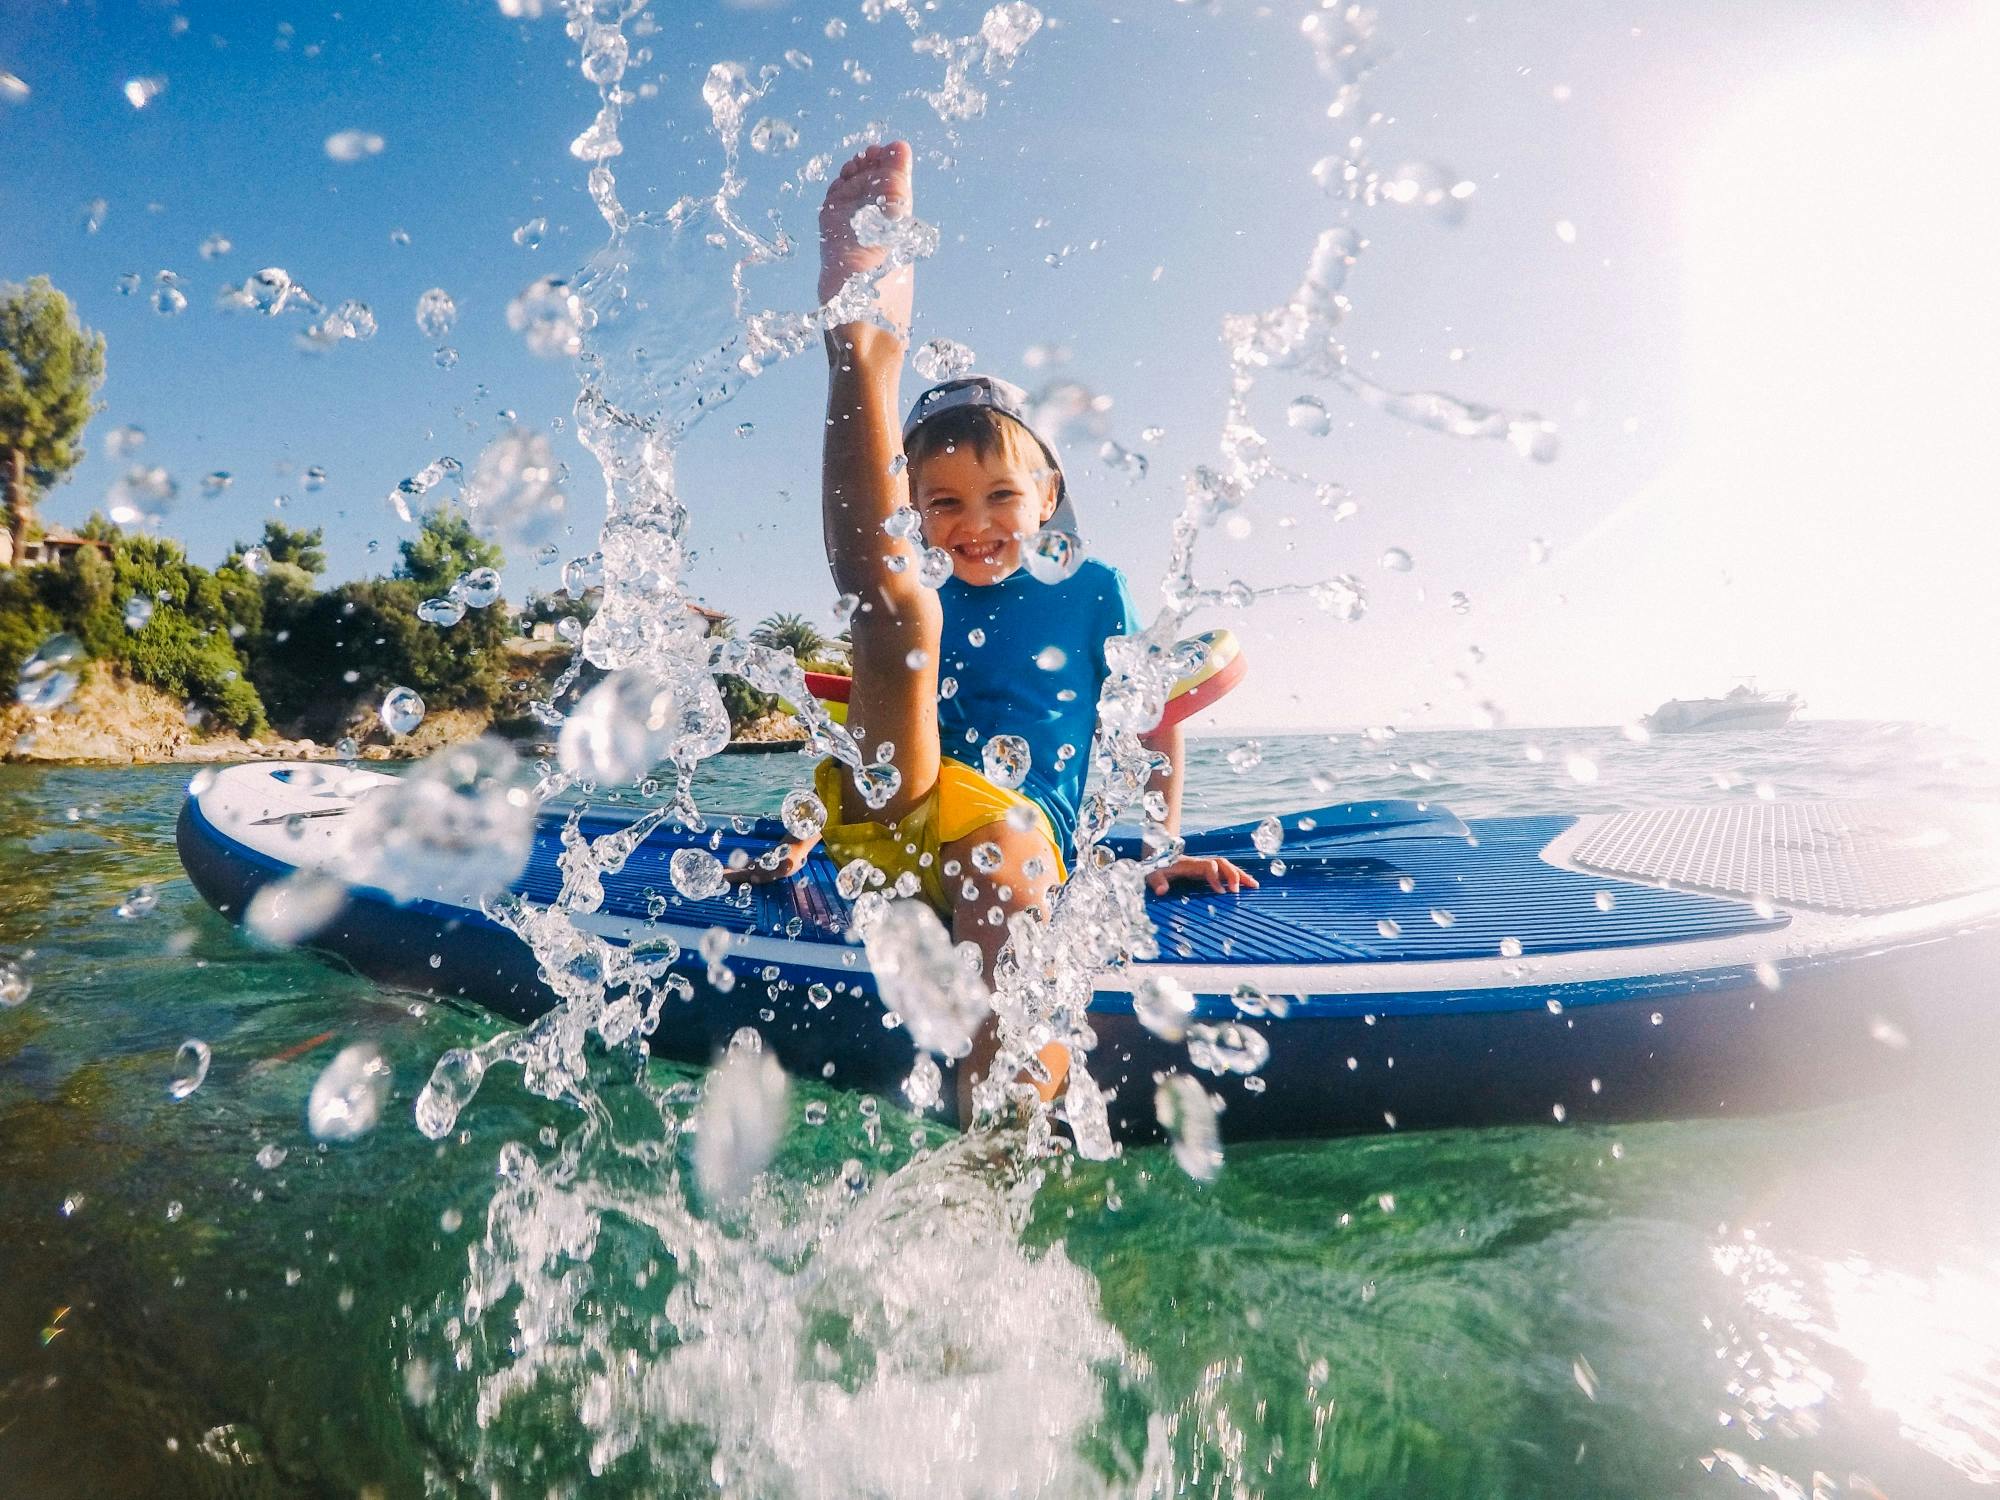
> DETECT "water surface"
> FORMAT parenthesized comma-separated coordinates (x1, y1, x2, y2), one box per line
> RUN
(3, 722, 1998, 1497)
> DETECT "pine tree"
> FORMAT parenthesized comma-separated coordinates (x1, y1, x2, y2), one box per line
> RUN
(0, 277, 107, 566)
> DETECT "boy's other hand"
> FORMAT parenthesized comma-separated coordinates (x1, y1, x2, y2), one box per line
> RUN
(1146, 855, 1261, 897)
(724, 838, 813, 886)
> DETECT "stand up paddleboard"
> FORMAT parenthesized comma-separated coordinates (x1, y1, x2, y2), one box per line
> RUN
(177, 763, 2000, 1140)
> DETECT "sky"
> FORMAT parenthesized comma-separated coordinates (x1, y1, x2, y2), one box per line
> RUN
(3, 0, 1995, 735)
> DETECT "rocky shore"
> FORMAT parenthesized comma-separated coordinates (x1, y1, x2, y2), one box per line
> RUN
(2, 666, 812, 766)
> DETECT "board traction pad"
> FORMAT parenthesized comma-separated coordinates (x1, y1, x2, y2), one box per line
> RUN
(1567, 800, 2000, 915)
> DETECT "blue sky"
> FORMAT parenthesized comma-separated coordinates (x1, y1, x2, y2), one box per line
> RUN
(4, 0, 1993, 733)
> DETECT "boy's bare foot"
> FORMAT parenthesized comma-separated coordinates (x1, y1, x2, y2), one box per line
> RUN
(817, 140, 915, 338)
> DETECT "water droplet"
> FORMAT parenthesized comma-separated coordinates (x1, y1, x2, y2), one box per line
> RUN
(692, 1033, 788, 1205)
(1572, 1355, 1598, 1400)
(1564, 753, 1598, 784)
(417, 596, 466, 627)
(1286, 395, 1332, 436)
(123, 75, 165, 109)
(151, 271, 187, 316)
(456, 566, 503, 609)
(824, 16, 847, 38)
(1594, 891, 1615, 913)
(781, 789, 827, 842)
(1155, 1073, 1222, 1181)
(1251, 816, 1283, 857)
(462, 428, 566, 550)
(1187, 1020, 1270, 1075)
(1429, 907, 1456, 927)
(308, 1043, 390, 1141)
(1528, 536, 1552, 564)
(1021, 527, 1081, 585)
(1753, 961, 1782, 992)
(1227, 740, 1264, 774)
(1554, 218, 1577, 244)
(255, 1143, 288, 1170)
(1379, 546, 1414, 572)
(807, 984, 832, 1012)
(107, 465, 176, 525)
(414, 287, 456, 339)
(1376, 918, 1401, 938)
(122, 596, 154, 632)
(116, 883, 160, 919)
(511, 215, 547, 249)
(245, 872, 346, 948)
(507, 276, 588, 358)
(1098, 440, 1147, 478)
(1499, 936, 1524, 958)
(917, 546, 954, 587)
(0, 958, 30, 1008)
(201, 470, 232, 496)
(168, 1039, 211, 1100)
(1034, 645, 1067, 671)
(1448, 590, 1472, 615)
(970, 841, 1004, 875)
(748, 116, 799, 153)
(324, 129, 385, 162)
(912, 337, 978, 382)
(380, 686, 426, 736)
(198, 231, 232, 260)
(414, 1048, 486, 1139)
(980, 734, 1031, 791)
(967, 627, 987, 648)
(670, 847, 730, 902)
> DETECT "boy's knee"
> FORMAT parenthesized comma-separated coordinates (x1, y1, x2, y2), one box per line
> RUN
(943, 818, 1060, 910)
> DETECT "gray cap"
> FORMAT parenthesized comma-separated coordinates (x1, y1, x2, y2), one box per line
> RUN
(901, 375, 1079, 538)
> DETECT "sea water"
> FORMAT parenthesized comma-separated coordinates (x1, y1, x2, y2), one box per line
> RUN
(6, 0, 1999, 1492)
(5, 723, 2000, 1496)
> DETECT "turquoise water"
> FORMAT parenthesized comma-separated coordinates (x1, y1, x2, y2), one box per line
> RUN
(4, 724, 2000, 1497)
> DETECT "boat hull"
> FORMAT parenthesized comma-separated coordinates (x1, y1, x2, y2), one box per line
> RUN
(176, 765, 2000, 1141)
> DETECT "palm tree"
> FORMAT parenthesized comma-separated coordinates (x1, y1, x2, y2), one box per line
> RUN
(751, 611, 827, 662)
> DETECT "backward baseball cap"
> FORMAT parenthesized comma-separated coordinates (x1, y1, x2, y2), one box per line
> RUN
(901, 375, 1079, 538)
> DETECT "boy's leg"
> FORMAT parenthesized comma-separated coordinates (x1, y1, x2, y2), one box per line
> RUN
(940, 817, 1068, 1122)
(818, 141, 940, 824)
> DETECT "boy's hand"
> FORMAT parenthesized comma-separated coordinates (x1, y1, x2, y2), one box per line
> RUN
(724, 838, 813, 886)
(1146, 855, 1261, 897)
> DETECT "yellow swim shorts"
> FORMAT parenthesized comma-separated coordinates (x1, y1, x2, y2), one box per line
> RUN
(812, 755, 1066, 916)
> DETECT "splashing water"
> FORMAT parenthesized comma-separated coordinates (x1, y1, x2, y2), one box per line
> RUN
(15, 633, 87, 711)
(350, 0, 1572, 1487)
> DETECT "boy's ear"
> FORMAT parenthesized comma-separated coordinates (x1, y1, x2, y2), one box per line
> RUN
(1039, 471, 1061, 524)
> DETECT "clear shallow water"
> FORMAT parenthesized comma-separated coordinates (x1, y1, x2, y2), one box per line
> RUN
(4, 722, 2000, 1497)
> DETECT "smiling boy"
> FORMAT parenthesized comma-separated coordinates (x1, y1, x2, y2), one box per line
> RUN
(736, 140, 1252, 1115)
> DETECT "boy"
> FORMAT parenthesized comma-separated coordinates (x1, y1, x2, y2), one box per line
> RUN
(735, 141, 1254, 1115)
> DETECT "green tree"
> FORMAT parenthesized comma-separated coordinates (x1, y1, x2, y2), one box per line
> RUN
(0, 570, 58, 688)
(397, 507, 503, 596)
(247, 521, 327, 576)
(751, 612, 828, 663)
(0, 277, 106, 562)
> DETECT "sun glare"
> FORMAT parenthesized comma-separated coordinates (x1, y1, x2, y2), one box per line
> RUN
(1565, 6, 2000, 736)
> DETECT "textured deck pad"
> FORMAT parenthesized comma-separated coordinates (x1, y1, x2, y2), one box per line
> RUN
(1568, 801, 2000, 914)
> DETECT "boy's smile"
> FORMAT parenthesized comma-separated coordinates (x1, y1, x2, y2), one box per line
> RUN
(912, 442, 1060, 587)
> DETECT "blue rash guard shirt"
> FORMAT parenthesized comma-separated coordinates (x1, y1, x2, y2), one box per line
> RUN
(936, 557, 1144, 858)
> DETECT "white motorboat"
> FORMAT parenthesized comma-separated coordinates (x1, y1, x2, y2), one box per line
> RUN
(1643, 684, 1802, 733)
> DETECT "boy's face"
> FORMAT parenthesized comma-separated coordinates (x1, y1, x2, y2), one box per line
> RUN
(911, 441, 1060, 586)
